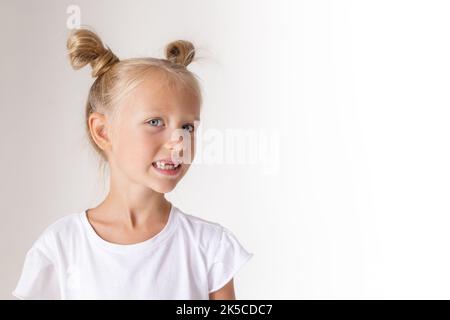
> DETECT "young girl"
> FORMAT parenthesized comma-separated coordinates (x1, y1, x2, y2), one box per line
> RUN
(12, 26, 253, 300)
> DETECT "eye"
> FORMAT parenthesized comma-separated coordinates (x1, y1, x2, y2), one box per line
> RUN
(147, 118, 164, 127)
(182, 124, 195, 133)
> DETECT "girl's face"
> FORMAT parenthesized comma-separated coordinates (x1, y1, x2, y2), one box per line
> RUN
(108, 73, 201, 194)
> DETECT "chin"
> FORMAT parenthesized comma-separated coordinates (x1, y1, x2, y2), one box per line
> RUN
(149, 182, 177, 194)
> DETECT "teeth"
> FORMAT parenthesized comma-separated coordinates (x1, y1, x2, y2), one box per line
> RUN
(155, 161, 180, 170)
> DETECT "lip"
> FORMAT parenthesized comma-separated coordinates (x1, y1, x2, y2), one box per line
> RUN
(152, 161, 182, 177)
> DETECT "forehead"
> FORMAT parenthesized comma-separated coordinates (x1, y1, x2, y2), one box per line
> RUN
(123, 72, 201, 119)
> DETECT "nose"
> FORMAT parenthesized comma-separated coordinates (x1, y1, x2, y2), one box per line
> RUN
(164, 135, 185, 160)
(164, 134, 183, 151)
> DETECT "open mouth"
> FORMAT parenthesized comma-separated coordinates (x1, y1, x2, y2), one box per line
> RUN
(152, 160, 182, 176)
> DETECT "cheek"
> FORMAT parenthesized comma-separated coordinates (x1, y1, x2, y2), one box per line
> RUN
(114, 128, 159, 167)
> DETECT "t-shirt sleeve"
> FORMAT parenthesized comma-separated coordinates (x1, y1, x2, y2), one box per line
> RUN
(12, 244, 60, 300)
(207, 226, 253, 294)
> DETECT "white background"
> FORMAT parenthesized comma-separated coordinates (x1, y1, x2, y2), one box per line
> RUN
(1, 0, 450, 299)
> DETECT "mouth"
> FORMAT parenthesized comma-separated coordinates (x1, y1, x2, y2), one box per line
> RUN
(152, 160, 182, 176)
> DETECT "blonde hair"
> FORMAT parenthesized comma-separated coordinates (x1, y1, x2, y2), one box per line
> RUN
(66, 26, 202, 189)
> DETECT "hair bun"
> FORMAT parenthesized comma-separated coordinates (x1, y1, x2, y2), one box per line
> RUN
(165, 40, 195, 67)
(67, 27, 119, 78)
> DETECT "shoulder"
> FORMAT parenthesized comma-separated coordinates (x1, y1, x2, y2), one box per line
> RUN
(29, 211, 83, 261)
(173, 206, 227, 251)
(174, 206, 224, 238)
(173, 206, 252, 263)
(39, 211, 82, 240)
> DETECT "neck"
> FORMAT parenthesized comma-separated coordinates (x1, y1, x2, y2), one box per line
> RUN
(96, 166, 171, 231)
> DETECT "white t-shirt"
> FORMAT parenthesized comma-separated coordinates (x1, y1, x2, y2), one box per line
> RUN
(12, 204, 253, 300)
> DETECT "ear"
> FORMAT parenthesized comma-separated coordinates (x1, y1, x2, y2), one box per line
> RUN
(88, 112, 112, 152)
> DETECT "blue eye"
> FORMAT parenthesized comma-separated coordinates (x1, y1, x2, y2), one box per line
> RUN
(182, 124, 195, 133)
(147, 119, 164, 127)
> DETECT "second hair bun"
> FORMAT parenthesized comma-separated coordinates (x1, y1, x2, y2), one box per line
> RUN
(165, 40, 195, 67)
